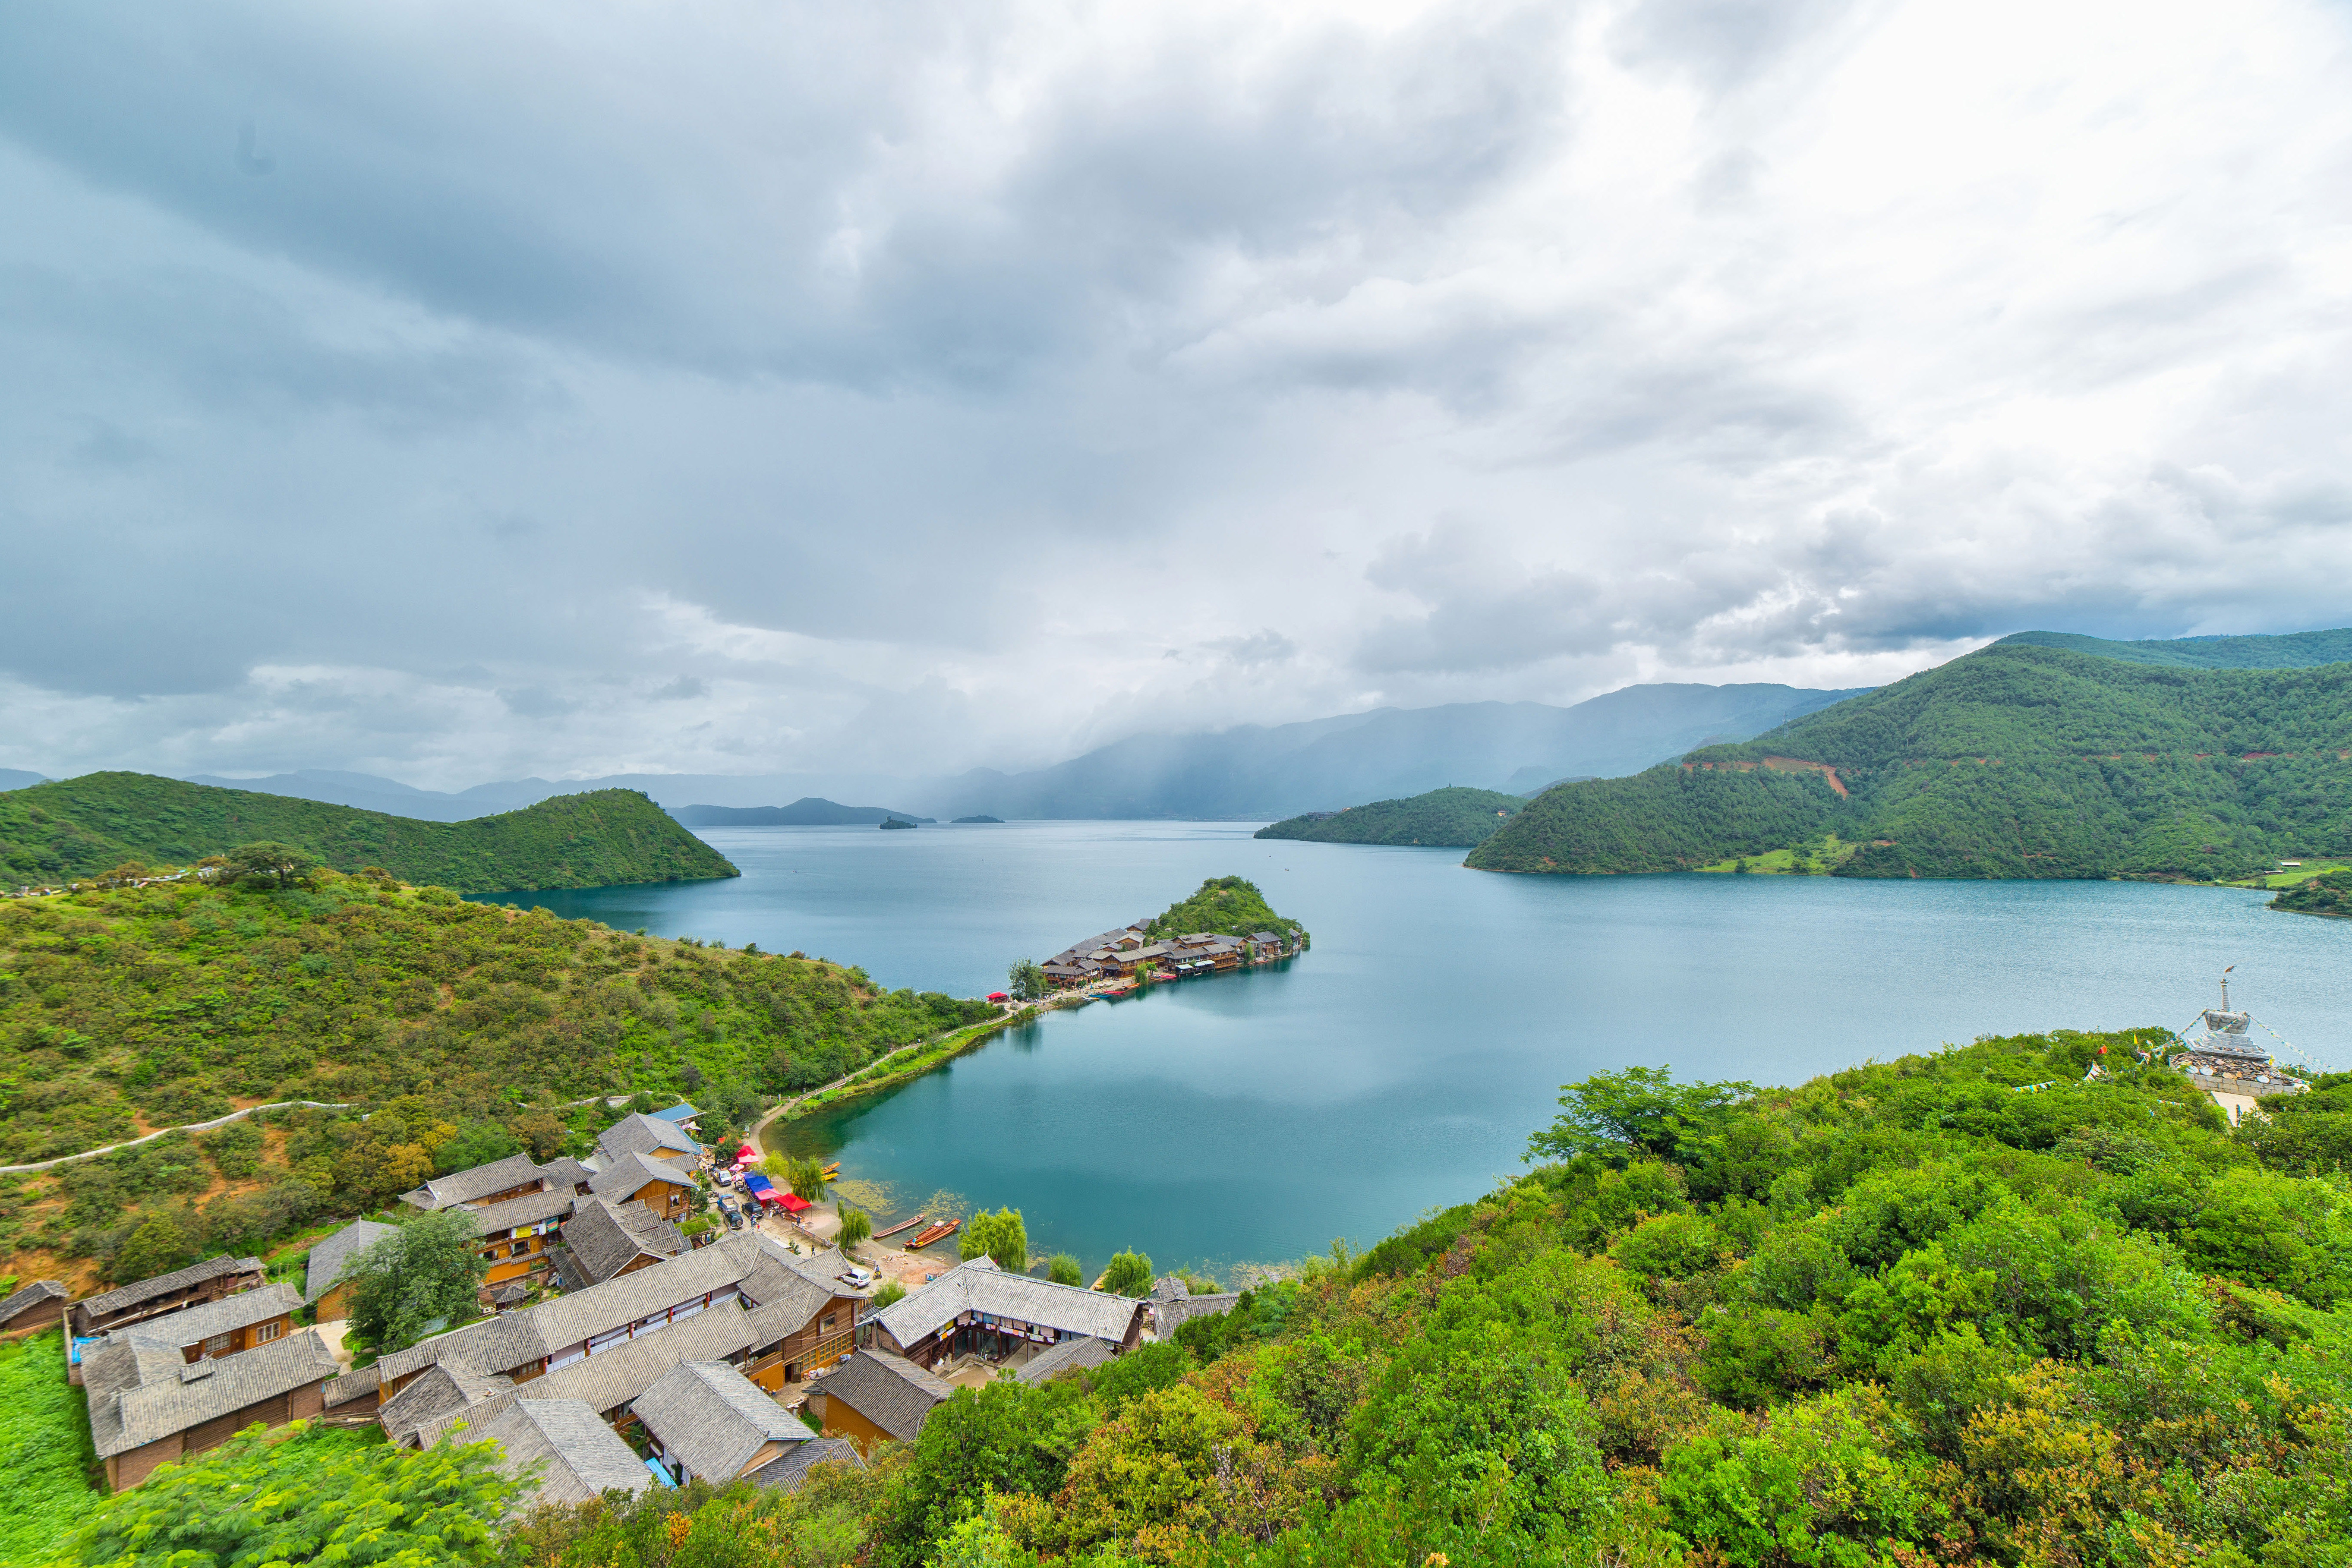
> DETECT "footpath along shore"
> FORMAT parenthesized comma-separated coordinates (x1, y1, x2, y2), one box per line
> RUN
(747, 1000, 1050, 1143)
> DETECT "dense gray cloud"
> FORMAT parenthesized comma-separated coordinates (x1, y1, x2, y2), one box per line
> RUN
(2, 0, 2349, 788)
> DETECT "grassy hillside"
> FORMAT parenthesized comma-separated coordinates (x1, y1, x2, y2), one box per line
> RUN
(1146, 875, 1307, 942)
(1471, 642, 2352, 879)
(1255, 786, 1524, 847)
(0, 773, 737, 893)
(0, 869, 994, 1284)
(485, 1024, 2352, 1568)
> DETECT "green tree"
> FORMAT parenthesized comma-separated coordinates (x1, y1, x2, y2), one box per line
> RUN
(341, 1209, 489, 1354)
(960, 1208, 1028, 1271)
(1526, 1064, 1755, 1165)
(1008, 959, 1049, 1001)
(223, 840, 318, 890)
(109, 1212, 196, 1285)
(1047, 1253, 1082, 1286)
(788, 1155, 829, 1201)
(1100, 1249, 1153, 1296)
(432, 1120, 521, 1175)
(61, 1421, 511, 1568)
(839, 1206, 873, 1247)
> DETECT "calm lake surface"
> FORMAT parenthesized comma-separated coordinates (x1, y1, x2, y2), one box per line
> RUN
(482, 821, 2352, 1278)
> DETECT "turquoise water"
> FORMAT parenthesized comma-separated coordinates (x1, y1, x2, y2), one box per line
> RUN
(482, 821, 2352, 1277)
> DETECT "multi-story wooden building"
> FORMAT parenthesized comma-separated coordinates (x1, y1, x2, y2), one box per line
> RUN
(587, 1150, 698, 1222)
(84, 1325, 341, 1489)
(863, 1257, 1147, 1371)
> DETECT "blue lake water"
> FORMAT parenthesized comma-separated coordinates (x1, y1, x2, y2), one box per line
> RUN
(482, 821, 2352, 1279)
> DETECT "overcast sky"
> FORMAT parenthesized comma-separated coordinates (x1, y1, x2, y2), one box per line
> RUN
(4, 0, 2349, 789)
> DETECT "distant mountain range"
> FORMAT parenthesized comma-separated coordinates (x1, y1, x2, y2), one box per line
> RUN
(0, 769, 46, 792)
(1471, 627, 2352, 881)
(149, 681, 1866, 824)
(925, 684, 1868, 820)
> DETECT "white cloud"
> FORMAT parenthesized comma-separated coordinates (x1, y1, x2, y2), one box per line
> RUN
(1, 0, 2348, 786)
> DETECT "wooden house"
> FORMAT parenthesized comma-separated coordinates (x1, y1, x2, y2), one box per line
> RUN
(464, 1187, 575, 1293)
(400, 1152, 550, 1213)
(463, 1398, 653, 1506)
(595, 1112, 702, 1172)
(863, 1257, 1147, 1371)
(588, 1150, 698, 1221)
(807, 1348, 952, 1454)
(68, 1253, 267, 1358)
(631, 1360, 819, 1484)
(305, 1218, 400, 1322)
(0, 1280, 66, 1341)
(128, 1282, 303, 1363)
(84, 1326, 339, 1489)
(560, 1196, 688, 1288)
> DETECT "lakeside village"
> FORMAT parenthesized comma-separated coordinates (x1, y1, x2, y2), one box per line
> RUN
(0, 956, 2311, 1506)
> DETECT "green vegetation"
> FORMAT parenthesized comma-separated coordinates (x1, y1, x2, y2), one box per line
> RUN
(1473, 640, 2352, 879)
(91, 1018, 2352, 1568)
(839, 1206, 873, 1247)
(2273, 868, 2352, 917)
(0, 772, 737, 894)
(1100, 1247, 1153, 1296)
(1009, 958, 1049, 1000)
(1048, 1253, 1083, 1286)
(62, 1421, 511, 1567)
(1146, 876, 1305, 943)
(342, 1209, 489, 1356)
(0, 869, 997, 1281)
(0, 1327, 96, 1565)
(962, 1207, 1029, 1272)
(1997, 625, 2352, 668)
(1255, 785, 1524, 848)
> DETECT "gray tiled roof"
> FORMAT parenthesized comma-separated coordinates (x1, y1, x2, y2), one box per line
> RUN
(0, 1279, 65, 1327)
(462, 1188, 576, 1238)
(322, 1364, 381, 1408)
(745, 1435, 863, 1492)
(381, 1363, 518, 1445)
(816, 1350, 951, 1443)
(86, 1327, 339, 1458)
(414, 1299, 763, 1445)
(411, 1153, 548, 1210)
(460, 1398, 653, 1506)
(562, 1197, 686, 1285)
(537, 1156, 596, 1193)
(632, 1361, 809, 1483)
(589, 1150, 692, 1204)
(75, 1254, 262, 1320)
(1016, 1335, 1117, 1384)
(1148, 1277, 1241, 1337)
(120, 1282, 303, 1350)
(305, 1219, 400, 1303)
(870, 1258, 1143, 1349)
(596, 1113, 699, 1165)
(379, 1230, 785, 1387)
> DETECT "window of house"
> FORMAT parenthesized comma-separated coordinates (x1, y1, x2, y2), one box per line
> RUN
(255, 1321, 282, 1343)
(510, 1240, 530, 1257)
(820, 1315, 836, 1334)
(205, 1334, 232, 1356)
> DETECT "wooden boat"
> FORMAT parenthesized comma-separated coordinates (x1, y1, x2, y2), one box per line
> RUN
(906, 1218, 962, 1250)
(871, 1213, 927, 1241)
(820, 1162, 842, 1178)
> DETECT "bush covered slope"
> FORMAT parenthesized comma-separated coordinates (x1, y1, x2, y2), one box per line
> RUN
(1471, 642, 2352, 879)
(2273, 869, 2352, 918)
(0, 869, 996, 1281)
(0, 773, 736, 893)
(487, 1025, 2352, 1568)
(1255, 786, 1524, 848)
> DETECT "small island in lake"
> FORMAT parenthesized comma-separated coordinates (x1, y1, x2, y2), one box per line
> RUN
(879, 817, 918, 830)
(1028, 875, 1307, 991)
(953, 814, 1004, 823)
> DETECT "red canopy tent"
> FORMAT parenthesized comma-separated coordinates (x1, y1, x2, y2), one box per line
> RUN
(736, 1144, 759, 1163)
(780, 1192, 812, 1214)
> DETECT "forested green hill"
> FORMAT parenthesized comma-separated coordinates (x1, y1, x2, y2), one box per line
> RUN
(0, 869, 996, 1284)
(0, 773, 736, 893)
(1471, 642, 2352, 879)
(1146, 875, 1307, 942)
(1999, 626, 2352, 669)
(1255, 786, 1524, 847)
(2273, 869, 2352, 918)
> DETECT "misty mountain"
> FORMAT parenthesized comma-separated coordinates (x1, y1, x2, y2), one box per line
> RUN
(928, 683, 1870, 820)
(0, 770, 47, 792)
(175, 768, 927, 822)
